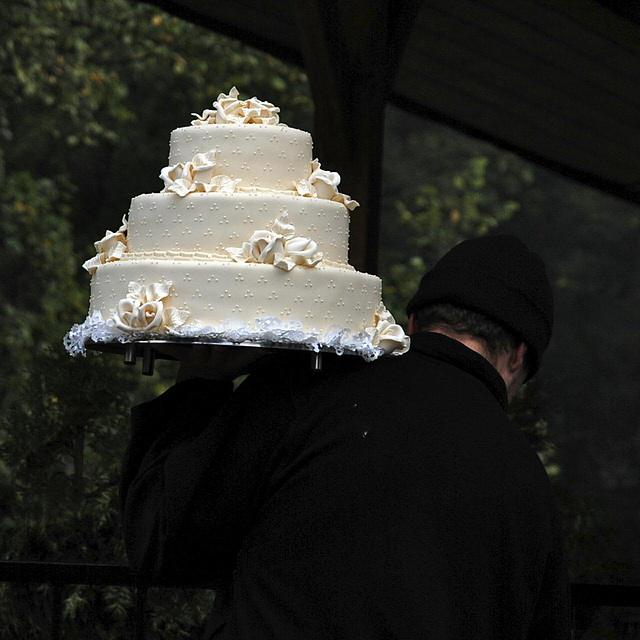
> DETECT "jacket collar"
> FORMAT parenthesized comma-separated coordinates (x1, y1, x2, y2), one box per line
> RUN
(409, 331, 509, 411)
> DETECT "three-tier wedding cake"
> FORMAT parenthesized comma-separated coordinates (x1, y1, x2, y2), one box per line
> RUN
(65, 88, 409, 360)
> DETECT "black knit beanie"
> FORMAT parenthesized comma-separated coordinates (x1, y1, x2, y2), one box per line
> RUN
(406, 235, 554, 380)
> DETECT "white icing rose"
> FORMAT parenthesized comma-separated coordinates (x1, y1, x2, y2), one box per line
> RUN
(270, 213, 296, 238)
(247, 229, 285, 263)
(376, 322, 410, 355)
(228, 230, 286, 265)
(227, 212, 323, 271)
(94, 224, 126, 256)
(190, 108, 217, 126)
(309, 159, 341, 199)
(160, 150, 219, 197)
(294, 159, 359, 211)
(82, 254, 103, 274)
(113, 281, 189, 334)
(139, 300, 166, 332)
(114, 300, 165, 333)
(191, 86, 281, 126)
(190, 151, 217, 184)
(114, 298, 140, 331)
(293, 180, 315, 198)
(160, 161, 196, 197)
(330, 192, 360, 211)
(83, 215, 128, 274)
(372, 304, 410, 356)
(272, 213, 323, 270)
(284, 236, 323, 268)
(375, 304, 394, 325)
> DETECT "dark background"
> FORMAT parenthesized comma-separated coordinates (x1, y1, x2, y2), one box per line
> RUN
(1, 0, 638, 636)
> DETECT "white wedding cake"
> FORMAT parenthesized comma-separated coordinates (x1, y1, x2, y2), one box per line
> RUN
(65, 88, 409, 360)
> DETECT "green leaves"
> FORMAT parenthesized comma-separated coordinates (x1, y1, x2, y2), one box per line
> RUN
(380, 126, 522, 325)
(1, 1, 312, 635)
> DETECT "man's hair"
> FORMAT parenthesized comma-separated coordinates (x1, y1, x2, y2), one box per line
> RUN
(413, 302, 525, 367)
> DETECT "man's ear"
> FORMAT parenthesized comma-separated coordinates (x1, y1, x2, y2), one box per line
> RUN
(510, 342, 528, 373)
(408, 314, 416, 336)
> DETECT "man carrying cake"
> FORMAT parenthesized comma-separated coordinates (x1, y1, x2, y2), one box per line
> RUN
(120, 234, 568, 639)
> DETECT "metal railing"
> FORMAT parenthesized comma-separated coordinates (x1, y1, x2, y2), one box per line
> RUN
(1, 560, 639, 639)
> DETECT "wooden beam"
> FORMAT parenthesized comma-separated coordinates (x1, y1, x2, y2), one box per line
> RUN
(293, 0, 421, 273)
(140, 0, 640, 209)
(142, 0, 304, 67)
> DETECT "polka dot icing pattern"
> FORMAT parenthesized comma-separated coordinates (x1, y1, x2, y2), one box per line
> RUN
(127, 191, 350, 264)
(89, 260, 381, 336)
(168, 124, 312, 190)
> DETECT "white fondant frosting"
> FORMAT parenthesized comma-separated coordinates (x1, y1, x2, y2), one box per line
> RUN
(168, 123, 312, 191)
(127, 192, 350, 264)
(66, 88, 409, 359)
(88, 260, 380, 335)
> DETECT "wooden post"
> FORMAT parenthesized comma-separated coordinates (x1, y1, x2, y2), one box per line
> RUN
(293, 0, 421, 273)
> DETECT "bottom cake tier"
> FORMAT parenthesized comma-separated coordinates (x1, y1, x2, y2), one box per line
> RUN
(89, 259, 382, 334)
(65, 259, 410, 360)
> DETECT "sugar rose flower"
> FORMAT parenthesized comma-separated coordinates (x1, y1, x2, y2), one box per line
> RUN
(376, 322, 410, 355)
(227, 230, 285, 265)
(268, 213, 323, 270)
(227, 212, 323, 271)
(191, 86, 281, 126)
(94, 226, 126, 257)
(247, 230, 285, 263)
(160, 161, 196, 197)
(160, 150, 219, 197)
(295, 159, 359, 210)
(113, 281, 188, 334)
(309, 160, 341, 199)
(137, 301, 165, 331)
(114, 298, 140, 331)
(83, 215, 128, 274)
(284, 236, 322, 267)
(330, 191, 360, 211)
(190, 152, 217, 184)
(271, 213, 296, 238)
(372, 304, 410, 356)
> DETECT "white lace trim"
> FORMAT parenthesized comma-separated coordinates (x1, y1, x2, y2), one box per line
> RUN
(63, 311, 386, 361)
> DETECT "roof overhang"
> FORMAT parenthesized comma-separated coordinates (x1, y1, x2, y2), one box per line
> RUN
(143, 0, 640, 206)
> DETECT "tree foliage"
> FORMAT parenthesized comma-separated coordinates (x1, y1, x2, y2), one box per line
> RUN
(1, 0, 311, 635)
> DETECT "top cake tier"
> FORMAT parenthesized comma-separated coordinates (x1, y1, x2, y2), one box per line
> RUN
(168, 124, 313, 191)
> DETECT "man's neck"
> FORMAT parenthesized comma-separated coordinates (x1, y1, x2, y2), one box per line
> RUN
(425, 329, 525, 402)
(426, 328, 494, 364)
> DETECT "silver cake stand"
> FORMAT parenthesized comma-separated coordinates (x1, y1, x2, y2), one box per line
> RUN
(85, 338, 353, 376)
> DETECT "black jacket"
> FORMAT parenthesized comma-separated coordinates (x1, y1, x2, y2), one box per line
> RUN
(120, 332, 569, 639)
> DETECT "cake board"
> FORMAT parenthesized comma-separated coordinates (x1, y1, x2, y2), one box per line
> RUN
(85, 338, 355, 376)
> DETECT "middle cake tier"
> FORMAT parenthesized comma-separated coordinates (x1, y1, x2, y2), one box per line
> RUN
(127, 192, 351, 265)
